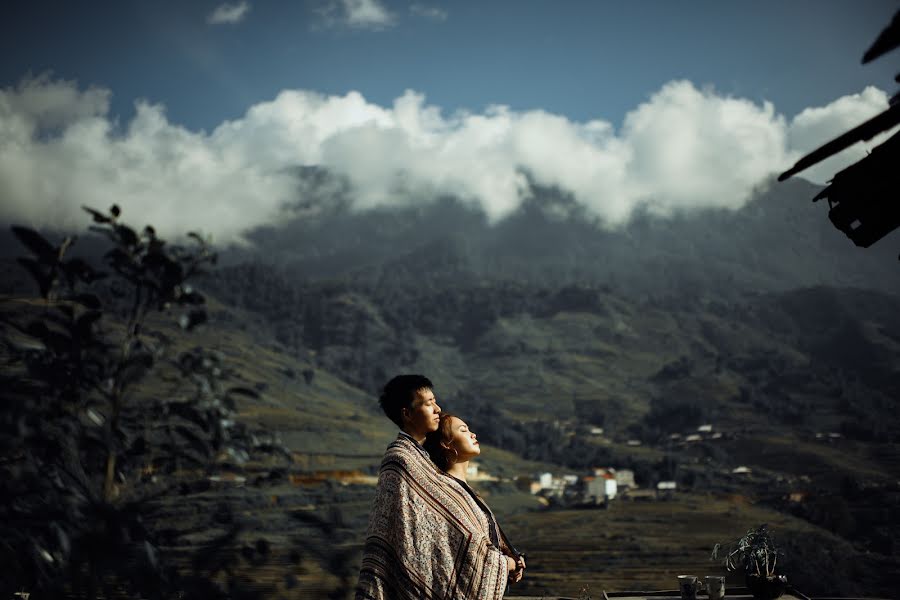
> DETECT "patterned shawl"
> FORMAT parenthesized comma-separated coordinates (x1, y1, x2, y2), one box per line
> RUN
(355, 434, 508, 600)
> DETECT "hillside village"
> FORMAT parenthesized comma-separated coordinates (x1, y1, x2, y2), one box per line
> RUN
(273, 419, 858, 511)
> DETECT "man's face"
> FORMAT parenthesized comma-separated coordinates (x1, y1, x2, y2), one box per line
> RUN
(403, 387, 441, 436)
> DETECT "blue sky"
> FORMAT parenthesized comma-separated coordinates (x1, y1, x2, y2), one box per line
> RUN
(1, 1, 898, 242)
(3, 1, 896, 129)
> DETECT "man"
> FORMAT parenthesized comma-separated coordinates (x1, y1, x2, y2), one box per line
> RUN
(356, 375, 517, 599)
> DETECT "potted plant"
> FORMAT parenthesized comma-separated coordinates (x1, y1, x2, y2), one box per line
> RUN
(712, 524, 787, 600)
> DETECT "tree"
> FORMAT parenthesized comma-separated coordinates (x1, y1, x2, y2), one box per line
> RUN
(1, 206, 289, 599)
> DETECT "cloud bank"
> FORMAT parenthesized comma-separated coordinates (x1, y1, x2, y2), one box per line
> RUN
(207, 2, 251, 25)
(0, 74, 894, 243)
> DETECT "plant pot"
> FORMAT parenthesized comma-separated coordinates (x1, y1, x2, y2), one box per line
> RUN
(745, 574, 787, 600)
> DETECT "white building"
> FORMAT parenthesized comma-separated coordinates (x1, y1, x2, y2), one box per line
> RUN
(615, 469, 636, 489)
(538, 472, 553, 489)
(586, 476, 617, 501)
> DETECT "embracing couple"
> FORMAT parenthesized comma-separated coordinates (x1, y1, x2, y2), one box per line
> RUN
(355, 375, 526, 600)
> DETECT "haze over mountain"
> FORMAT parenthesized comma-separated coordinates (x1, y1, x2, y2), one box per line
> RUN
(224, 174, 899, 298)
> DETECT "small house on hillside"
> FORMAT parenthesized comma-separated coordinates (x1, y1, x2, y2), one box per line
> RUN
(466, 461, 497, 481)
(586, 473, 617, 501)
(615, 469, 636, 489)
(538, 472, 553, 489)
(656, 480, 677, 498)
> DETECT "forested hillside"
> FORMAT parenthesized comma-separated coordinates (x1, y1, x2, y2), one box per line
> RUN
(2, 179, 898, 597)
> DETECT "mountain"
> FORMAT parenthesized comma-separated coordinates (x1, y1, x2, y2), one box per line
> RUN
(2, 175, 899, 597)
(225, 176, 899, 297)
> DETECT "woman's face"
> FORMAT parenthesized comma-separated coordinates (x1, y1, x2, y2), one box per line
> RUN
(447, 417, 480, 462)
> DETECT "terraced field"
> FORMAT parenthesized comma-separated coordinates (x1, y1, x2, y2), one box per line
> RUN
(501, 493, 831, 597)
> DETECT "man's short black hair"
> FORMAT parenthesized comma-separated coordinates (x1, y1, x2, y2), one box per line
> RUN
(380, 374, 433, 428)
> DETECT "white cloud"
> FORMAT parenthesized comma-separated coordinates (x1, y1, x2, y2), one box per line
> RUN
(207, 1, 250, 25)
(317, 0, 395, 30)
(0, 75, 292, 243)
(787, 86, 898, 183)
(410, 3, 448, 21)
(0, 75, 892, 245)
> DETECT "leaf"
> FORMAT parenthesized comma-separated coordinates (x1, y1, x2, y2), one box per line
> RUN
(16, 257, 53, 297)
(226, 386, 260, 399)
(144, 541, 158, 569)
(27, 321, 72, 354)
(70, 293, 102, 309)
(25, 320, 51, 340)
(143, 252, 181, 276)
(114, 423, 134, 448)
(56, 303, 74, 320)
(75, 311, 102, 339)
(82, 206, 111, 224)
(220, 395, 237, 412)
(11, 225, 56, 262)
(104, 247, 131, 265)
(115, 224, 138, 247)
(63, 258, 105, 284)
(167, 401, 209, 430)
(118, 352, 154, 387)
(174, 425, 211, 457)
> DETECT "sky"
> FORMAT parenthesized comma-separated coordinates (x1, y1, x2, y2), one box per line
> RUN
(1, 0, 898, 243)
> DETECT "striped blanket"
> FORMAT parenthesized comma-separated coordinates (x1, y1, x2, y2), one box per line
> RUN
(355, 434, 508, 599)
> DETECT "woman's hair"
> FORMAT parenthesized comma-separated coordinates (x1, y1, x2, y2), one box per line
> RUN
(424, 413, 458, 471)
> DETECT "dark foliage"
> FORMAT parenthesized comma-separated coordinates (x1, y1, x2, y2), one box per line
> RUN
(0, 207, 290, 599)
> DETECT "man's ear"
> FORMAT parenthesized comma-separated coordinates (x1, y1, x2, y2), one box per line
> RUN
(400, 407, 410, 424)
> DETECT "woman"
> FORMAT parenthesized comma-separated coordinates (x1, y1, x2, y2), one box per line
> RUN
(424, 414, 527, 585)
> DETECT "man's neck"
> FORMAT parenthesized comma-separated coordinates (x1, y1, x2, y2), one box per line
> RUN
(401, 428, 426, 445)
(447, 460, 469, 482)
